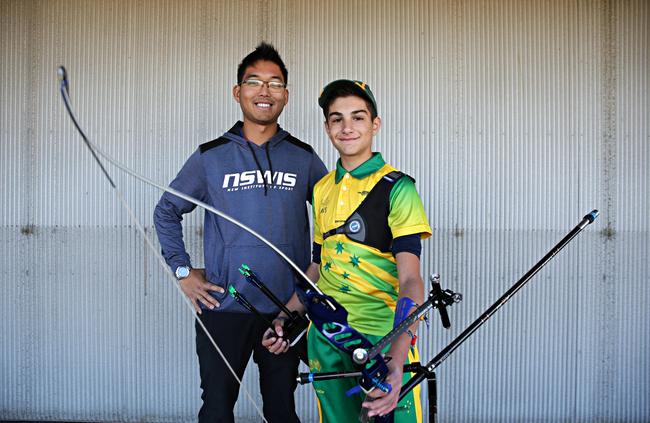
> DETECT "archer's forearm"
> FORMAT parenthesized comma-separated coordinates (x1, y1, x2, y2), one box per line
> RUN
(305, 262, 320, 284)
(278, 262, 319, 318)
(389, 252, 426, 363)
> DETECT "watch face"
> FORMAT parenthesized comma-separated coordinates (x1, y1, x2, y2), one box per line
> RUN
(176, 266, 190, 279)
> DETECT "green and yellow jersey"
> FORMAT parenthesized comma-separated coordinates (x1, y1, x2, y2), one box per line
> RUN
(312, 153, 432, 336)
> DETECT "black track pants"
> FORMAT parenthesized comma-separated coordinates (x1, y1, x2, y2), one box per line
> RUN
(195, 311, 301, 423)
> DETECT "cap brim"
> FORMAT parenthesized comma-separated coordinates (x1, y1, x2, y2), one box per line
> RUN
(318, 79, 376, 112)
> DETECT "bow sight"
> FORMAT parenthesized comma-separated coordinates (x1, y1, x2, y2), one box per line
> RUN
(351, 274, 461, 367)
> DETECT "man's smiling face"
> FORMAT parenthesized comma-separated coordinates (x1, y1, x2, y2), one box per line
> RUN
(233, 60, 289, 126)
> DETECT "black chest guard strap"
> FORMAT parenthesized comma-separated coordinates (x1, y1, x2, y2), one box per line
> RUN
(322, 171, 412, 253)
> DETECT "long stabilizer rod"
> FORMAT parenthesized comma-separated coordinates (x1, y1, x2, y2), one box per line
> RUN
(398, 210, 599, 401)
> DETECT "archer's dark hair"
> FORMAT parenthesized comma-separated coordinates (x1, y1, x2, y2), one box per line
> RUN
(322, 85, 378, 120)
(237, 42, 288, 84)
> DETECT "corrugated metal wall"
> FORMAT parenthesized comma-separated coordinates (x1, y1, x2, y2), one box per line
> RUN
(1, 0, 648, 421)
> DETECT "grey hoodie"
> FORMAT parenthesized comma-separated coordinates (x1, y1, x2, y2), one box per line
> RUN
(154, 121, 327, 313)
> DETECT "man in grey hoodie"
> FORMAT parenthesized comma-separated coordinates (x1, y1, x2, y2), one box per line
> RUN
(154, 42, 327, 423)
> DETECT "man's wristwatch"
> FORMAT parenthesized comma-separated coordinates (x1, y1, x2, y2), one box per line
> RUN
(175, 265, 191, 280)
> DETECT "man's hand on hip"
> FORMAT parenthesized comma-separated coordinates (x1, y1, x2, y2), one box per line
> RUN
(180, 268, 224, 314)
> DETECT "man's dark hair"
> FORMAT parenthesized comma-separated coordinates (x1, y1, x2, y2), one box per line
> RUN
(322, 85, 377, 120)
(237, 42, 288, 84)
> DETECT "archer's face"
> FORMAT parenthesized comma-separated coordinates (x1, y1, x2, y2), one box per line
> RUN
(233, 60, 288, 126)
(324, 95, 381, 169)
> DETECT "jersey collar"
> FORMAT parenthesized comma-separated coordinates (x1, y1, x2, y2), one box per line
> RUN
(335, 152, 385, 183)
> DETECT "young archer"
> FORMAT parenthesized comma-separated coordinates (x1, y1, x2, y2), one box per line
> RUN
(264, 80, 432, 422)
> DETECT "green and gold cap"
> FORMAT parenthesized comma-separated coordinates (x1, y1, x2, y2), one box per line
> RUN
(318, 79, 377, 115)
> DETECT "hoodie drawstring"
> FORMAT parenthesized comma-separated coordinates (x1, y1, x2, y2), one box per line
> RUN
(264, 142, 274, 184)
(247, 142, 272, 196)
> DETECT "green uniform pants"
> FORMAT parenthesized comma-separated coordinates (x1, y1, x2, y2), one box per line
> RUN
(307, 326, 422, 423)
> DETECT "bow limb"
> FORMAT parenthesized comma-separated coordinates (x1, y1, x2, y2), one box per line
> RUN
(57, 67, 269, 422)
(57, 66, 324, 298)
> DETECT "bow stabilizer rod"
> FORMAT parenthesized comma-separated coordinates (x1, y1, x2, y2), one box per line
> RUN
(397, 210, 599, 401)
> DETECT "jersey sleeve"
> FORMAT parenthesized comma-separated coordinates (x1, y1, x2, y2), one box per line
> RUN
(388, 176, 432, 240)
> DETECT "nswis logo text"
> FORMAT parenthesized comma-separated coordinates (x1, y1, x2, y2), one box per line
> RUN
(223, 170, 297, 191)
